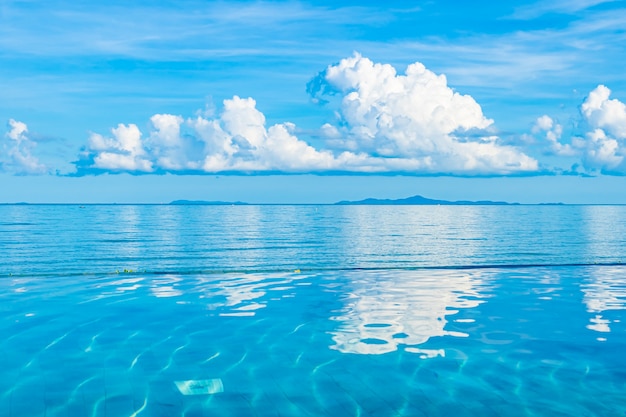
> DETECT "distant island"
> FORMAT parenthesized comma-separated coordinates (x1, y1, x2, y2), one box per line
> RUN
(169, 200, 248, 205)
(1, 196, 566, 206)
(166, 195, 567, 206)
(335, 195, 519, 205)
(169, 195, 520, 205)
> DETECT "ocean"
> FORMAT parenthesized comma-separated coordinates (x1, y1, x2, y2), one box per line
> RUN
(1, 204, 625, 416)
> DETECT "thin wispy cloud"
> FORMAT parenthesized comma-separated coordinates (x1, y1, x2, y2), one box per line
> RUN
(510, 0, 618, 19)
(2, 0, 624, 116)
(377, 6, 626, 98)
(0, 2, 390, 60)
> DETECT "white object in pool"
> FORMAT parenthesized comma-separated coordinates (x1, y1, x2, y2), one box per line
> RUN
(175, 379, 224, 395)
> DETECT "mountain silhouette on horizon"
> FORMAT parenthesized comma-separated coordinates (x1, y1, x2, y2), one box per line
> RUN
(335, 195, 517, 205)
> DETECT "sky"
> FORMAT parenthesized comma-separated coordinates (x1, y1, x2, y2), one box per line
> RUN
(1, 0, 626, 204)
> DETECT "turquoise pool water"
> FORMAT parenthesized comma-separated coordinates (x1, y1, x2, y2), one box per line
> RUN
(1, 205, 625, 416)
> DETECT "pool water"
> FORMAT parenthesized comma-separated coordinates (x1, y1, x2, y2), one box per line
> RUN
(2, 266, 625, 416)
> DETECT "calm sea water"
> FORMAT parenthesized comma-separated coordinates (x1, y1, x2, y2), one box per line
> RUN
(1, 205, 625, 416)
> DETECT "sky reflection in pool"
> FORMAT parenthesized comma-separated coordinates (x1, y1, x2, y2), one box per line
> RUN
(2, 267, 625, 416)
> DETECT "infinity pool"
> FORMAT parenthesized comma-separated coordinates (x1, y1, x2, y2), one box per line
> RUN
(2, 266, 625, 416)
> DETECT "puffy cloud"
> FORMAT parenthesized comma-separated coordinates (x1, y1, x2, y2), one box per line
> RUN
(532, 115, 575, 156)
(7, 119, 28, 141)
(1, 119, 47, 174)
(310, 53, 538, 174)
(527, 85, 626, 174)
(196, 96, 341, 172)
(82, 124, 153, 172)
(76, 54, 539, 175)
(78, 96, 352, 174)
(576, 85, 626, 173)
(580, 129, 623, 171)
(581, 85, 626, 139)
(148, 114, 204, 171)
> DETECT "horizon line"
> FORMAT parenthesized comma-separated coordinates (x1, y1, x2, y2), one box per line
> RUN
(2, 202, 625, 207)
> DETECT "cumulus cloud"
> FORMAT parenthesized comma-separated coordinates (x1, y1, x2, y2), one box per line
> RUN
(7, 119, 28, 141)
(532, 115, 575, 156)
(581, 85, 626, 139)
(1, 119, 48, 174)
(310, 53, 538, 174)
(527, 85, 626, 174)
(81, 123, 153, 172)
(577, 85, 626, 173)
(579, 128, 623, 171)
(148, 114, 203, 171)
(77, 96, 355, 174)
(195, 96, 342, 172)
(75, 54, 539, 175)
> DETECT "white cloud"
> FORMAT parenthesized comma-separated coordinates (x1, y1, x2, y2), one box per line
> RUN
(192, 96, 351, 172)
(510, 0, 618, 19)
(76, 54, 539, 176)
(312, 53, 538, 174)
(2, 119, 47, 174)
(80, 96, 354, 174)
(77, 82, 538, 176)
(574, 85, 626, 172)
(534, 114, 555, 132)
(533, 115, 575, 156)
(581, 85, 626, 139)
(527, 85, 626, 174)
(148, 114, 203, 171)
(85, 124, 153, 172)
(7, 119, 28, 141)
(580, 128, 623, 170)
(206, 96, 340, 172)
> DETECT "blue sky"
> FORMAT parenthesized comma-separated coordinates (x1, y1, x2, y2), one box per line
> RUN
(2, 0, 626, 203)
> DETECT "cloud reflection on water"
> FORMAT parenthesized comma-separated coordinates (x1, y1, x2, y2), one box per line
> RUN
(198, 273, 306, 317)
(149, 275, 183, 298)
(582, 266, 626, 337)
(328, 270, 488, 355)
